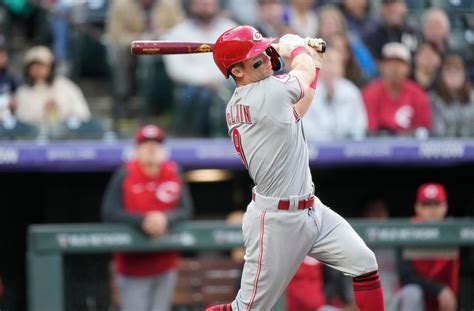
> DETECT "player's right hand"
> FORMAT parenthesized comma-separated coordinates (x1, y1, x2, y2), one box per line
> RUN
(278, 34, 305, 57)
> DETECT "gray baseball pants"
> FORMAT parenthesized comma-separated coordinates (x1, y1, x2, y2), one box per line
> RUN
(232, 189, 378, 311)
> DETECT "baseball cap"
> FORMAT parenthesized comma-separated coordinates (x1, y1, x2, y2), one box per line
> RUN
(416, 183, 447, 204)
(24, 46, 54, 65)
(382, 42, 411, 63)
(135, 125, 165, 144)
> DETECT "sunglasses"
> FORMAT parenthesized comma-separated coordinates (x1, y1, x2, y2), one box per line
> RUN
(253, 48, 273, 69)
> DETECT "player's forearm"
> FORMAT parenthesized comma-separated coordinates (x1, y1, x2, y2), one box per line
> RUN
(290, 52, 316, 87)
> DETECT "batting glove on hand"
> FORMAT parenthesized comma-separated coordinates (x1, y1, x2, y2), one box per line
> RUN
(304, 37, 326, 68)
(278, 34, 305, 57)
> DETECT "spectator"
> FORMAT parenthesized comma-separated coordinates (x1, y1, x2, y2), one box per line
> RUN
(303, 49, 367, 141)
(282, 0, 318, 38)
(102, 125, 194, 311)
(429, 54, 474, 137)
(421, 8, 450, 55)
(254, 0, 292, 38)
(317, 5, 377, 84)
(105, 0, 185, 119)
(394, 183, 459, 311)
(15, 46, 91, 138)
(225, 0, 259, 26)
(339, 0, 377, 40)
(162, 0, 236, 137)
(0, 40, 17, 123)
(49, 0, 72, 75)
(363, 0, 420, 60)
(362, 42, 432, 136)
(411, 41, 443, 91)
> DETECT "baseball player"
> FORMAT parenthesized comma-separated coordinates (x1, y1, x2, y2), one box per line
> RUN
(206, 26, 385, 311)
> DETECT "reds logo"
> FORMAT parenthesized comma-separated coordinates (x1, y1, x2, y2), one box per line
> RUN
(252, 30, 262, 41)
(155, 181, 180, 203)
(142, 125, 159, 138)
(423, 185, 438, 199)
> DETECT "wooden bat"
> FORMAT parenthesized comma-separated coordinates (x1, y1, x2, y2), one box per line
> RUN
(130, 40, 326, 55)
(130, 41, 215, 55)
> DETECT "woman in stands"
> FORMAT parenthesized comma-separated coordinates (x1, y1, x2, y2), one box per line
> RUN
(429, 54, 474, 137)
(14, 46, 92, 138)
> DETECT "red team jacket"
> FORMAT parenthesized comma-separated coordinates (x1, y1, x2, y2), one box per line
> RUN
(362, 79, 432, 133)
(286, 257, 326, 311)
(114, 160, 182, 276)
(412, 254, 460, 311)
(408, 217, 460, 311)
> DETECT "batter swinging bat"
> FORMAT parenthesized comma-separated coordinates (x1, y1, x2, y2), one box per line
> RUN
(131, 40, 326, 55)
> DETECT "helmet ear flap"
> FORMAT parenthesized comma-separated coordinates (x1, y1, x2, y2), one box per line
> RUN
(268, 46, 284, 72)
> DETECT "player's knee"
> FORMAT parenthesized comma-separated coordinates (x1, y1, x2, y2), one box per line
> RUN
(355, 246, 378, 272)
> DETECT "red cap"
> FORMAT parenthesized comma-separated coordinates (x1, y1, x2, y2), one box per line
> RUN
(135, 125, 165, 144)
(416, 183, 447, 204)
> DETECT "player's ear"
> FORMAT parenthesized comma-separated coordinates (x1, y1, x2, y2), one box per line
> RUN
(230, 64, 244, 78)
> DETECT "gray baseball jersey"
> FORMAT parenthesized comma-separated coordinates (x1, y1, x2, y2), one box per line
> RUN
(226, 74, 313, 198)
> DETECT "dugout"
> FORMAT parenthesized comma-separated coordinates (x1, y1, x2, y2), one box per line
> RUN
(1, 138, 474, 310)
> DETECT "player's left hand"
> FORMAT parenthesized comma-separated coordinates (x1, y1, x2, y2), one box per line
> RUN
(278, 34, 305, 57)
(142, 211, 169, 238)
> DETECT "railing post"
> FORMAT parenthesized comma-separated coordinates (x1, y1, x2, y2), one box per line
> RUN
(27, 251, 64, 311)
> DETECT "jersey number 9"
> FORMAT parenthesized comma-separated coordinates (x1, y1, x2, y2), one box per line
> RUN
(231, 128, 249, 169)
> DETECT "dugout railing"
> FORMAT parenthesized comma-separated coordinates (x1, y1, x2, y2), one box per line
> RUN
(27, 219, 474, 311)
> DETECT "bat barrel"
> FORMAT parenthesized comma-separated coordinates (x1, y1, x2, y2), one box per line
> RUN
(131, 41, 215, 55)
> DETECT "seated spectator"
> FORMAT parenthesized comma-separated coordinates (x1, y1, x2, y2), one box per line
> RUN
(254, 0, 292, 38)
(421, 8, 450, 55)
(162, 0, 236, 137)
(317, 5, 377, 84)
(394, 183, 459, 311)
(429, 54, 474, 137)
(339, 0, 377, 40)
(362, 42, 432, 136)
(0, 40, 17, 123)
(101, 125, 194, 311)
(363, 0, 420, 60)
(411, 41, 443, 91)
(225, 0, 258, 26)
(15, 46, 92, 138)
(105, 0, 185, 120)
(49, 0, 72, 76)
(303, 49, 367, 141)
(282, 0, 318, 38)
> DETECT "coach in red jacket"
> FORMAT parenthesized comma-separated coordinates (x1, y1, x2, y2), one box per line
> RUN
(102, 125, 193, 311)
(394, 183, 459, 311)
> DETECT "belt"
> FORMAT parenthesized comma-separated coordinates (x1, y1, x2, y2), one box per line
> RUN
(252, 192, 314, 211)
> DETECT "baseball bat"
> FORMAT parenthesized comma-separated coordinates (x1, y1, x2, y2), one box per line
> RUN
(130, 40, 326, 55)
(131, 41, 214, 55)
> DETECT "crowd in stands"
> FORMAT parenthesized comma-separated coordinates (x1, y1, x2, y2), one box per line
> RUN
(0, 0, 473, 140)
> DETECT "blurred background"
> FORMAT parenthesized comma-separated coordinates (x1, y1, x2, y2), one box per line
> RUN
(0, 0, 474, 310)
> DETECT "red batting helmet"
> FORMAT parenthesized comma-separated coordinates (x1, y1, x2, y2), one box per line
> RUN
(213, 25, 281, 78)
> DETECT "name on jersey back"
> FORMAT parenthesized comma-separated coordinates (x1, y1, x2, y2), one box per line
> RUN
(226, 103, 252, 128)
